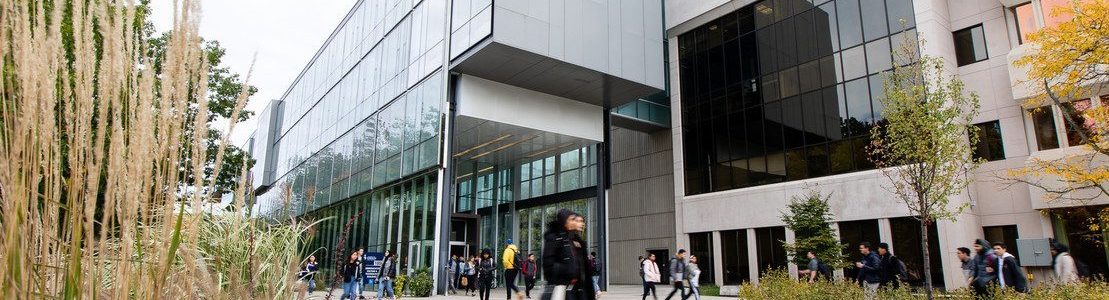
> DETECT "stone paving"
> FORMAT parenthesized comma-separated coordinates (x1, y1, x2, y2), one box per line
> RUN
(302, 284, 734, 300)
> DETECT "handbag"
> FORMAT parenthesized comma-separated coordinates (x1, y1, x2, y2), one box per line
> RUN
(461, 276, 469, 287)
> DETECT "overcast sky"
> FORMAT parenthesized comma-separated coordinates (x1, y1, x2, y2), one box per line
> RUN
(150, 0, 358, 146)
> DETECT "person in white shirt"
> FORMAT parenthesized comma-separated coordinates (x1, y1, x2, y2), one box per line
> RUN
(1051, 242, 1079, 284)
(642, 254, 661, 300)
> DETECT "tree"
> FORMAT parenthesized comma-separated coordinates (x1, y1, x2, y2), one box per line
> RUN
(1007, 0, 1109, 226)
(780, 188, 846, 273)
(867, 37, 981, 299)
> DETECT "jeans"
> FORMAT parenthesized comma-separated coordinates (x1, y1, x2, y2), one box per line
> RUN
(664, 281, 685, 300)
(355, 281, 362, 297)
(592, 275, 601, 294)
(342, 282, 358, 300)
(505, 269, 520, 299)
(863, 282, 879, 300)
(377, 279, 395, 300)
(682, 284, 700, 300)
(448, 272, 457, 293)
(307, 278, 316, 293)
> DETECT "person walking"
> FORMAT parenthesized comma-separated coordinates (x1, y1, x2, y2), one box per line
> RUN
(957, 247, 974, 285)
(478, 249, 497, 300)
(876, 243, 907, 289)
(540, 209, 595, 300)
(682, 255, 702, 300)
(303, 255, 319, 293)
(355, 248, 366, 299)
(854, 242, 881, 300)
(1051, 241, 1079, 284)
(589, 252, 602, 295)
(465, 256, 478, 296)
(799, 251, 830, 283)
(503, 240, 523, 300)
(447, 254, 459, 295)
(664, 250, 688, 300)
(521, 253, 538, 299)
(969, 239, 998, 298)
(342, 252, 361, 300)
(993, 242, 1029, 293)
(642, 253, 660, 300)
(377, 252, 397, 300)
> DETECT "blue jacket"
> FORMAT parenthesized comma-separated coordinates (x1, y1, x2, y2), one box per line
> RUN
(858, 252, 882, 284)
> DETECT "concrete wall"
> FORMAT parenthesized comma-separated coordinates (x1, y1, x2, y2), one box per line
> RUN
(608, 127, 675, 284)
(492, 0, 666, 90)
(663, 0, 1067, 290)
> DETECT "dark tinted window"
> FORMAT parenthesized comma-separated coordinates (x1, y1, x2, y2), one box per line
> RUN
(677, 0, 913, 195)
(1029, 108, 1060, 150)
(689, 232, 716, 284)
(953, 24, 988, 66)
(720, 230, 751, 284)
(972, 121, 1006, 161)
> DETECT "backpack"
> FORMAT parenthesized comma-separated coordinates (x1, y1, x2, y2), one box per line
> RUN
(816, 261, 833, 281)
(511, 248, 524, 269)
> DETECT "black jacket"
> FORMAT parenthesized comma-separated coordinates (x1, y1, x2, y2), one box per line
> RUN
(857, 252, 882, 284)
(542, 230, 595, 292)
(344, 260, 359, 283)
(971, 239, 997, 287)
(879, 254, 907, 284)
(1000, 255, 1029, 293)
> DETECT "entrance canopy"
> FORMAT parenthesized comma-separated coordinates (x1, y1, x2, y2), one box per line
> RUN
(453, 75, 603, 172)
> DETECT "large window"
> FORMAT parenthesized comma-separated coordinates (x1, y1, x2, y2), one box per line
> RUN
(689, 232, 716, 284)
(755, 226, 788, 276)
(890, 217, 943, 288)
(678, 0, 914, 195)
(953, 24, 988, 66)
(1012, 0, 1090, 44)
(972, 121, 1006, 161)
(1014, 2, 1038, 43)
(1030, 107, 1060, 150)
(720, 230, 751, 284)
(1061, 99, 1094, 147)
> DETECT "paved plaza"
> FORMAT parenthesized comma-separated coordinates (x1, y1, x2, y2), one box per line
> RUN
(304, 284, 734, 300)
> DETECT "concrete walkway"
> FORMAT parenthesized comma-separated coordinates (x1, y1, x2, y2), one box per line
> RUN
(303, 285, 733, 300)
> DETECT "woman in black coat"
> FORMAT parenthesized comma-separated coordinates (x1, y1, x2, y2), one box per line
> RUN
(541, 209, 595, 300)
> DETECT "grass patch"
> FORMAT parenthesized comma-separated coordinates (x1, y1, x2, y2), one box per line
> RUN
(697, 284, 720, 296)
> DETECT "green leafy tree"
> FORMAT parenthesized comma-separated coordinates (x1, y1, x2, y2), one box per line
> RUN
(867, 37, 981, 299)
(55, 0, 256, 198)
(146, 32, 258, 197)
(781, 188, 846, 271)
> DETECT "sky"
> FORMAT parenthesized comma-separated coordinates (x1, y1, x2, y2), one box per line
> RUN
(150, 0, 359, 146)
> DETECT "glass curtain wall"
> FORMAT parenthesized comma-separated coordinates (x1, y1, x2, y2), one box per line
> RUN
(453, 145, 600, 284)
(303, 172, 438, 276)
(256, 0, 447, 218)
(677, 0, 916, 195)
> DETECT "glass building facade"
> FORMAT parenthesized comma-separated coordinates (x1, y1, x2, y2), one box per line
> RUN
(255, 0, 449, 273)
(678, 0, 916, 195)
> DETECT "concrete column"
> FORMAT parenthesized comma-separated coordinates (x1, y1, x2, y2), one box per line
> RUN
(747, 228, 759, 285)
(712, 231, 724, 286)
(879, 218, 893, 252)
(785, 228, 798, 280)
(832, 223, 844, 280)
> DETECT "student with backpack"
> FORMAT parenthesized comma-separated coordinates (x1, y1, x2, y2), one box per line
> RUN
(520, 253, 538, 299)
(589, 252, 602, 295)
(800, 251, 832, 283)
(503, 240, 523, 300)
(877, 243, 907, 289)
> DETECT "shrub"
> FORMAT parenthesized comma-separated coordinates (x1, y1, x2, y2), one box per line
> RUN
(395, 274, 408, 297)
(740, 269, 1109, 299)
(406, 268, 435, 297)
